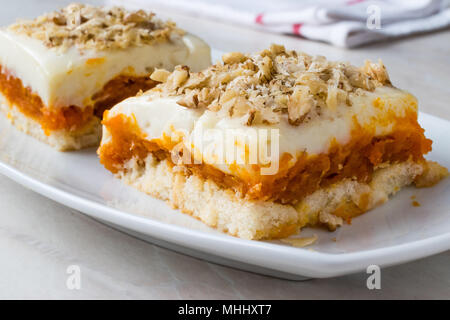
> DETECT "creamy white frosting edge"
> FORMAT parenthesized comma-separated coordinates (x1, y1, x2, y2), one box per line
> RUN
(0, 30, 211, 108)
(102, 86, 418, 175)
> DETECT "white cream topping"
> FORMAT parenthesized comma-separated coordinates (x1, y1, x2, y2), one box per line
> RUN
(103, 86, 418, 176)
(0, 29, 211, 108)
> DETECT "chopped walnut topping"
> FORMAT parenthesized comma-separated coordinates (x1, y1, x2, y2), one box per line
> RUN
(150, 69, 171, 83)
(148, 44, 392, 127)
(8, 3, 184, 52)
(168, 65, 190, 92)
(177, 90, 199, 109)
(287, 86, 315, 125)
(362, 60, 391, 85)
(222, 52, 246, 64)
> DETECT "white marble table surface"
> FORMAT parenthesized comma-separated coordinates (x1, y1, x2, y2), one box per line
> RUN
(0, 0, 449, 299)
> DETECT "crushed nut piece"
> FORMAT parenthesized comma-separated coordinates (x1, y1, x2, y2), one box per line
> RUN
(168, 65, 189, 89)
(150, 69, 171, 83)
(245, 110, 256, 126)
(362, 60, 391, 85)
(287, 87, 314, 125)
(177, 91, 199, 109)
(280, 235, 318, 248)
(222, 52, 246, 64)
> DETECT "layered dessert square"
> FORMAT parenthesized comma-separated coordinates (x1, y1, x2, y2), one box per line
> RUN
(0, 3, 210, 150)
(98, 44, 447, 240)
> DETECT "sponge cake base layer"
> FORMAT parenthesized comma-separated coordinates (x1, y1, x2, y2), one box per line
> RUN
(114, 153, 444, 240)
(1, 96, 101, 151)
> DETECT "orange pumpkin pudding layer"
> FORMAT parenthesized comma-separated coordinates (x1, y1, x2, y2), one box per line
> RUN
(0, 3, 211, 150)
(98, 45, 448, 240)
(0, 68, 157, 133)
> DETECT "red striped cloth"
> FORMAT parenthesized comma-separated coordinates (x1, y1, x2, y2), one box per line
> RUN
(110, 0, 450, 48)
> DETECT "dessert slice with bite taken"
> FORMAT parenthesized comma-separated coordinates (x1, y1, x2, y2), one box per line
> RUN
(98, 44, 447, 240)
(0, 3, 211, 150)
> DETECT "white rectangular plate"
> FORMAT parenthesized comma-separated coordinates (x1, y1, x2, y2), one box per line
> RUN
(0, 110, 449, 279)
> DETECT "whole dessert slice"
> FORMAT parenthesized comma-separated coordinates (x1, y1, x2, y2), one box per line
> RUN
(0, 3, 210, 150)
(98, 44, 448, 240)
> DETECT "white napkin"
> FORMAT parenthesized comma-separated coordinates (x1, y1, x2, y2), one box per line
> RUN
(110, 0, 450, 47)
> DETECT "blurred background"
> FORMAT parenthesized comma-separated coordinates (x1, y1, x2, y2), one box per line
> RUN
(108, 0, 450, 48)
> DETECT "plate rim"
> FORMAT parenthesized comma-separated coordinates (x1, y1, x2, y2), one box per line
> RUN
(0, 111, 449, 278)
